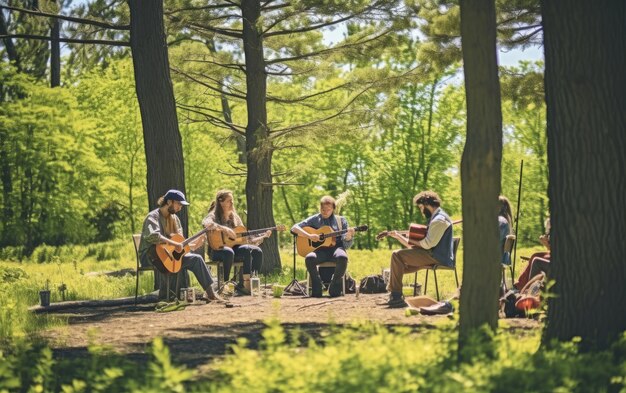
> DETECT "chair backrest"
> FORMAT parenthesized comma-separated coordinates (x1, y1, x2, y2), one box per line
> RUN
(132, 234, 141, 267)
(452, 237, 461, 264)
(504, 234, 516, 254)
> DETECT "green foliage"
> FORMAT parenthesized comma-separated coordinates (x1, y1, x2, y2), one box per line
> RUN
(203, 321, 626, 393)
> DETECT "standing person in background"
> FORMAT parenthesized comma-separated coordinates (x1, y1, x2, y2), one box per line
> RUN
(202, 190, 271, 295)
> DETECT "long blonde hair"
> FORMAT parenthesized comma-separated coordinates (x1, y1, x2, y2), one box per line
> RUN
(208, 189, 236, 224)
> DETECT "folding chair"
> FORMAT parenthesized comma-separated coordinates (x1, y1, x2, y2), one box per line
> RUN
(413, 237, 461, 301)
(133, 234, 155, 305)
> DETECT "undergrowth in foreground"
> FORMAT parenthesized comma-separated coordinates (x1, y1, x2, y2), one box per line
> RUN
(0, 320, 624, 392)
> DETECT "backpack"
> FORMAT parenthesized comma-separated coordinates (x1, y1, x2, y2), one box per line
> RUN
(359, 274, 387, 294)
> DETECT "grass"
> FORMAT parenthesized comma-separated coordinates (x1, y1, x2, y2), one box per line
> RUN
(0, 239, 546, 340)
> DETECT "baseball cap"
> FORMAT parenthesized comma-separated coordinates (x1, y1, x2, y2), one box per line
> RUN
(164, 189, 190, 205)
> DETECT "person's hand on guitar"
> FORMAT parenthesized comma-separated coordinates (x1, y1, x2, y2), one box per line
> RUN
(308, 232, 321, 242)
(173, 241, 184, 253)
(220, 226, 237, 240)
(345, 227, 355, 241)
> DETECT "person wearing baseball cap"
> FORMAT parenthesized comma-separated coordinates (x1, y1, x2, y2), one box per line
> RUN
(138, 189, 223, 302)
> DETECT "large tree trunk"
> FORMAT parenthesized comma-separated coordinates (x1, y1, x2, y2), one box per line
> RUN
(128, 0, 188, 233)
(458, 0, 503, 358)
(541, 0, 626, 351)
(241, 0, 281, 274)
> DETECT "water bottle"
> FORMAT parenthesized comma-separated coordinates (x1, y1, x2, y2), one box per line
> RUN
(251, 271, 261, 297)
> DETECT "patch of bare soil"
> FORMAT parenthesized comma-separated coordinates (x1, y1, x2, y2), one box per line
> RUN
(42, 292, 540, 372)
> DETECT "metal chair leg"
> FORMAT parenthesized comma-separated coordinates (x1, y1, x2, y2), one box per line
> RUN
(413, 272, 419, 296)
(135, 269, 140, 306)
(424, 269, 429, 296)
(433, 269, 440, 301)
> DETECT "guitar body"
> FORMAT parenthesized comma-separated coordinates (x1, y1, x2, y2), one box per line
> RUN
(151, 233, 189, 274)
(207, 227, 241, 249)
(223, 226, 251, 248)
(296, 226, 337, 257)
(407, 223, 428, 242)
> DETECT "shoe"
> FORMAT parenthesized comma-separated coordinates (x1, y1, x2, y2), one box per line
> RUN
(420, 301, 454, 315)
(328, 280, 343, 297)
(386, 294, 408, 309)
(234, 283, 251, 296)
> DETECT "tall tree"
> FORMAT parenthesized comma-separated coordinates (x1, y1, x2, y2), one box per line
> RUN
(128, 0, 188, 232)
(458, 0, 503, 358)
(541, 0, 626, 351)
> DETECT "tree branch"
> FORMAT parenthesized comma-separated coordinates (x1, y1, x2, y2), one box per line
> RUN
(265, 28, 391, 65)
(0, 34, 129, 46)
(171, 67, 248, 100)
(164, 3, 239, 15)
(0, 4, 130, 30)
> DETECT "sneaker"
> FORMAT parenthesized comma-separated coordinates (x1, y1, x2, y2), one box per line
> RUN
(234, 283, 251, 296)
(387, 296, 408, 308)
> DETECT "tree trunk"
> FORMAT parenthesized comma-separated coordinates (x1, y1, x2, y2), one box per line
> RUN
(458, 0, 503, 358)
(0, 11, 21, 69)
(241, 0, 281, 273)
(541, 0, 626, 351)
(50, 8, 60, 87)
(128, 0, 188, 234)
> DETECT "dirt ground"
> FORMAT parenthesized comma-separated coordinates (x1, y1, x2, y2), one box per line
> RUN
(43, 291, 540, 372)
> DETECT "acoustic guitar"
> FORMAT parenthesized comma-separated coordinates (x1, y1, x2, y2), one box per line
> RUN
(208, 225, 286, 249)
(296, 225, 368, 257)
(148, 228, 210, 274)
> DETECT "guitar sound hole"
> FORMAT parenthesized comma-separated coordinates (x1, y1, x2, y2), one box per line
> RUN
(172, 251, 183, 260)
(311, 241, 324, 248)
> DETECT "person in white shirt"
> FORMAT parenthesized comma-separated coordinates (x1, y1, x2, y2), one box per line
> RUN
(384, 191, 454, 308)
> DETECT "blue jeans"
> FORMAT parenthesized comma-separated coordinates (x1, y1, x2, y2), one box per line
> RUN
(305, 247, 348, 296)
(210, 244, 263, 282)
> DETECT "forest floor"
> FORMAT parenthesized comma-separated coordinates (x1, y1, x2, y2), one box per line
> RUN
(42, 290, 541, 374)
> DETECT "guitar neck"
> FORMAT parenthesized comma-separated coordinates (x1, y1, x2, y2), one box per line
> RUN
(239, 226, 277, 238)
(182, 228, 209, 247)
(320, 227, 352, 240)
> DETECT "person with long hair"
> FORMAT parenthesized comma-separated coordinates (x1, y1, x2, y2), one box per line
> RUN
(137, 189, 223, 302)
(499, 195, 514, 264)
(202, 190, 271, 295)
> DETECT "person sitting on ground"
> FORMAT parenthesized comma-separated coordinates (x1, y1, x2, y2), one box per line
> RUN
(138, 189, 223, 302)
(514, 217, 551, 290)
(383, 190, 454, 308)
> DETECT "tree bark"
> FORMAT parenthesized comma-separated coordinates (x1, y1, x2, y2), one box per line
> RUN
(241, 0, 281, 273)
(128, 0, 188, 233)
(50, 10, 60, 87)
(541, 0, 626, 351)
(458, 0, 503, 358)
(0, 11, 21, 69)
